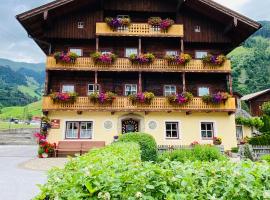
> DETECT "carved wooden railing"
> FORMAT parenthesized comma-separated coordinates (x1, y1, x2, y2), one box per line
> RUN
(46, 57, 231, 73)
(42, 97, 236, 112)
(96, 23, 184, 37)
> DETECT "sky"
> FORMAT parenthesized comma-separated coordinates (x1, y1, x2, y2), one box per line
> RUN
(0, 0, 270, 63)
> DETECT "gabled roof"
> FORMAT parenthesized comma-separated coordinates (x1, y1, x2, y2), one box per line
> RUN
(241, 89, 270, 101)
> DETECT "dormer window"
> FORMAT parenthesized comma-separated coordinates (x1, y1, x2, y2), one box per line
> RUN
(78, 21, 84, 29)
(194, 25, 201, 33)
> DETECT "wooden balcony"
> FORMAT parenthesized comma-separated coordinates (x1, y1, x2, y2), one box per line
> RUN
(96, 23, 184, 37)
(46, 57, 231, 73)
(42, 97, 236, 113)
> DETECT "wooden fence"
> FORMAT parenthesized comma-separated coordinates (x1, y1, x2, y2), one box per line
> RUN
(252, 145, 270, 158)
(157, 145, 224, 154)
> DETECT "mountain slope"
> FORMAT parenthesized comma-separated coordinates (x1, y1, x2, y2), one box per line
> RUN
(0, 58, 45, 72)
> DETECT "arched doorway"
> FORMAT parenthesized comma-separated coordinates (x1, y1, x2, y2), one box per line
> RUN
(122, 118, 139, 134)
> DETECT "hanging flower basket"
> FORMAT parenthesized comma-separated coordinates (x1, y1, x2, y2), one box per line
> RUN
(202, 54, 227, 66)
(167, 92, 193, 105)
(148, 17, 174, 32)
(129, 53, 155, 64)
(91, 52, 117, 64)
(54, 52, 78, 64)
(164, 53, 192, 65)
(202, 92, 230, 104)
(105, 17, 131, 31)
(160, 18, 174, 32)
(50, 92, 78, 104)
(129, 92, 155, 104)
(89, 92, 116, 104)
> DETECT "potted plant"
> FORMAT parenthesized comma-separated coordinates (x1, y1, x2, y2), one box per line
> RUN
(202, 54, 227, 66)
(89, 92, 117, 104)
(50, 92, 78, 104)
(129, 53, 155, 64)
(160, 18, 174, 32)
(164, 53, 192, 65)
(202, 92, 230, 104)
(129, 92, 155, 104)
(148, 17, 162, 31)
(54, 52, 79, 64)
(213, 137, 222, 145)
(231, 147, 239, 158)
(105, 17, 131, 31)
(91, 52, 117, 64)
(167, 92, 193, 105)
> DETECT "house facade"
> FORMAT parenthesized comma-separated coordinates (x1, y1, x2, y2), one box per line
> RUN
(17, 0, 261, 150)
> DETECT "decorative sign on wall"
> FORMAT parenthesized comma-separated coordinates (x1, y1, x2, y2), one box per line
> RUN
(51, 119, 60, 129)
(148, 121, 157, 130)
(104, 121, 113, 130)
(122, 119, 139, 134)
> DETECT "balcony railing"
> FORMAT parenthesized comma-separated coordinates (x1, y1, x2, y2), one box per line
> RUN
(96, 23, 184, 37)
(46, 57, 231, 73)
(42, 97, 236, 112)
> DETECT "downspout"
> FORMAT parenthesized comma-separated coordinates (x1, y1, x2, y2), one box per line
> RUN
(28, 34, 52, 55)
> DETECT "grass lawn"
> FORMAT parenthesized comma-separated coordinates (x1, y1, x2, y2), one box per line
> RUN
(0, 121, 39, 130)
(0, 101, 42, 120)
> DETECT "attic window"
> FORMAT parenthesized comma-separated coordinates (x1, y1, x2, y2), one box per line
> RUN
(194, 25, 201, 33)
(78, 21, 84, 29)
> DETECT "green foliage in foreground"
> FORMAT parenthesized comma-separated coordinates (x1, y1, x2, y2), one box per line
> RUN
(261, 155, 270, 163)
(248, 134, 270, 145)
(157, 145, 226, 163)
(35, 142, 270, 200)
(118, 132, 157, 161)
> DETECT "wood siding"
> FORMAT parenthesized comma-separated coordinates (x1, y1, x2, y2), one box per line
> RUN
(248, 92, 270, 116)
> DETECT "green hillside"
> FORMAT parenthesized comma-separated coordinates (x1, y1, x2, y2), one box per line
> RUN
(0, 101, 42, 120)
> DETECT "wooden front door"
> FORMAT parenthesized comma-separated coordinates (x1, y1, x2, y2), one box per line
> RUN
(122, 119, 139, 134)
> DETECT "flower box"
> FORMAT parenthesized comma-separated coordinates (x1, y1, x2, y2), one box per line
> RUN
(148, 17, 174, 32)
(129, 53, 155, 64)
(105, 17, 131, 31)
(91, 52, 117, 64)
(54, 52, 78, 64)
(129, 92, 155, 104)
(167, 92, 193, 105)
(202, 92, 230, 104)
(202, 54, 227, 66)
(89, 92, 116, 104)
(50, 92, 78, 104)
(213, 137, 222, 145)
(164, 53, 192, 65)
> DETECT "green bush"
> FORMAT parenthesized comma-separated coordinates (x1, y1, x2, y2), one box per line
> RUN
(260, 115, 270, 134)
(35, 142, 270, 200)
(262, 101, 270, 116)
(248, 134, 270, 145)
(261, 155, 270, 163)
(118, 132, 157, 161)
(231, 147, 239, 153)
(158, 145, 226, 162)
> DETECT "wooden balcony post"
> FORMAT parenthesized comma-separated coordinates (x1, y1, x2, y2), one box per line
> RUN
(182, 72, 186, 92)
(138, 37, 142, 54)
(44, 71, 49, 95)
(228, 74, 233, 95)
(96, 37, 99, 52)
(138, 72, 142, 93)
(181, 38, 184, 52)
(94, 71, 98, 92)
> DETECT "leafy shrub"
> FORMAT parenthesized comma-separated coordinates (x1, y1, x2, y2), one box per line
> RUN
(248, 134, 270, 145)
(35, 143, 270, 200)
(262, 101, 270, 116)
(236, 116, 264, 129)
(261, 154, 270, 163)
(260, 115, 270, 134)
(158, 145, 226, 162)
(118, 132, 157, 161)
(231, 147, 239, 153)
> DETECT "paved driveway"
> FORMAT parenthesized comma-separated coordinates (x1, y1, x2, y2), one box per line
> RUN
(0, 145, 47, 200)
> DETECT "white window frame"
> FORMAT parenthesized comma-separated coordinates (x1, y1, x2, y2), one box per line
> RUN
(78, 21, 84, 29)
(164, 85, 177, 96)
(79, 122, 93, 139)
(62, 84, 75, 93)
(101, 50, 112, 55)
(198, 86, 210, 97)
(88, 84, 100, 95)
(125, 48, 138, 57)
(165, 50, 178, 56)
(69, 48, 83, 56)
(66, 122, 79, 139)
(194, 25, 201, 33)
(195, 51, 207, 59)
(65, 121, 93, 139)
(125, 84, 137, 96)
(200, 122, 215, 140)
(165, 121, 180, 139)
(236, 125, 244, 141)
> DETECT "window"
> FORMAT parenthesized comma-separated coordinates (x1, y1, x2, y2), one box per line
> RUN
(165, 122, 179, 139)
(88, 84, 100, 95)
(195, 51, 207, 59)
(165, 50, 178, 56)
(125, 48, 138, 57)
(66, 121, 93, 139)
(201, 122, 214, 139)
(62, 84, 75, 93)
(125, 84, 137, 96)
(198, 87, 210, 96)
(194, 25, 201, 33)
(78, 21, 84, 29)
(164, 85, 177, 96)
(70, 48, 82, 56)
(101, 50, 112, 55)
(236, 125, 243, 142)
